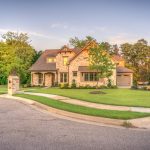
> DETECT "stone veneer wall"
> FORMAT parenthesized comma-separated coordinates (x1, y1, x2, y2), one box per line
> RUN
(56, 51, 75, 83)
(69, 49, 116, 87)
(32, 73, 39, 86)
(45, 73, 52, 87)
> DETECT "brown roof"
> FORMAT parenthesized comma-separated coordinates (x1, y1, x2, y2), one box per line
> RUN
(58, 45, 82, 54)
(30, 47, 81, 72)
(78, 66, 97, 72)
(117, 66, 133, 73)
(29, 49, 59, 72)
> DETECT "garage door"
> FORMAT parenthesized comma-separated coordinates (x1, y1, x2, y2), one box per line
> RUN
(117, 75, 131, 86)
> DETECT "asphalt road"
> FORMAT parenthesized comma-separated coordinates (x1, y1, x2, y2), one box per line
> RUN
(0, 97, 150, 150)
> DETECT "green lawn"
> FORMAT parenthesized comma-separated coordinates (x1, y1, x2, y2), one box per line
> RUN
(15, 94, 150, 120)
(0, 85, 7, 94)
(26, 88, 150, 108)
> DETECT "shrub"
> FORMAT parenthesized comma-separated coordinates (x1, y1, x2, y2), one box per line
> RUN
(110, 85, 118, 89)
(141, 86, 147, 90)
(140, 86, 150, 91)
(99, 85, 108, 89)
(131, 85, 138, 90)
(78, 86, 85, 89)
(59, 83, 69, 89)
(71, 79, 76, 88)
(53, 82, 58, 87)
(107, 79, 112, 88)
(147, 86, 150, 91)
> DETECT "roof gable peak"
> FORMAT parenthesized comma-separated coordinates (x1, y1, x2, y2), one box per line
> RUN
(58, 45, 73, 53)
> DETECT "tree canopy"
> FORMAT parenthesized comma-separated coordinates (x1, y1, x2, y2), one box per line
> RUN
(0, 31, 41, 84)
(121, 39, 150, 84)
(89, 43, 114, 87)
(69, 36, 95, 48)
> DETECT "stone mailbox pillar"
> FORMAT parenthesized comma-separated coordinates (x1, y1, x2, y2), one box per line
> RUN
(8, 75, 20, 95)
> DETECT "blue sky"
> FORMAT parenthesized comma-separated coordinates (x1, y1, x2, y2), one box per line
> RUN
(0, 0, 150, 50)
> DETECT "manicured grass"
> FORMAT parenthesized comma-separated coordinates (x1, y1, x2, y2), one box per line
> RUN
(25, 88, 150, 108)
(15, 94, 150, 120)
(0, 85, 7, 94)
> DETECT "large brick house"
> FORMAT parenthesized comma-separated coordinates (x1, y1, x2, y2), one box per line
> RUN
(30, 41, 133, 87)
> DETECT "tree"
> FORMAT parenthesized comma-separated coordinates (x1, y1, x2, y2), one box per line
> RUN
(112, 44, 120, 55)
(69, 36, 95, 48)
(0, 42, 20, 84)
(0, 32, 36, 84)
(32, 50, 42, 64)
(70, 36, 120, 56)
(121, 39, 150, 84)
(89, 43, 115, 87)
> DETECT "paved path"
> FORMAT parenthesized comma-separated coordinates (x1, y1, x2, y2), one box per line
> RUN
(23, 92, 150, 113)
(0, 97, 150, 150)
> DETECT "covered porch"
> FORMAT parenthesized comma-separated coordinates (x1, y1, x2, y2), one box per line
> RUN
(31, 72, 57, 87)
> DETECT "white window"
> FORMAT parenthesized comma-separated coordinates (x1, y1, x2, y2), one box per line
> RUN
(60, 73, 68, 83)
(82, 73, 98, 81)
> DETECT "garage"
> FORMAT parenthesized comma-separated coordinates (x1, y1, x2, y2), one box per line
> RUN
(117, 74, 131, 86)
(116, 66, 133, 87)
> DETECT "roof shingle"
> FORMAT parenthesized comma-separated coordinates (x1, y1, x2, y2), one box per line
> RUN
(117, 66, 133, 73)
(29, 50, 59, 72)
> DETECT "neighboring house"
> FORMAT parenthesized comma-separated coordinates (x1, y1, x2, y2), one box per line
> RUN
(30, 41, 133, 87)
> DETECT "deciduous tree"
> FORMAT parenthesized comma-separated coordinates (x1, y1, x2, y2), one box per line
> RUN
(89, 43, 114, 87)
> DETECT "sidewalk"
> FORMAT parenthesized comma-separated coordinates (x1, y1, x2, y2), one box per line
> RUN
(22, 92, 150, 113)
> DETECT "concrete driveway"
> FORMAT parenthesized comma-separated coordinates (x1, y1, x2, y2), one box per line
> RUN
(0, 97, 150, 150)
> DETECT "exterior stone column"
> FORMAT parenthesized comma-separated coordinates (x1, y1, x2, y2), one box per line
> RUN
(42, 72, 45, 86)
(31, 72, 33, 86)
(131, 73, 133, 87)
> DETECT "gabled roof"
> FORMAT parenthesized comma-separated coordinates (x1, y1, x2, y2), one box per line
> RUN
(29, 47, 81, 72)
(69, 40, 97, 63)
(29, 50, 59, 72)
(58, 45, 81, 54)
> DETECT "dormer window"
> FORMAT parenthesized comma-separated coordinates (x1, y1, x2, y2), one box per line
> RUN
(47, 57, 56, 63)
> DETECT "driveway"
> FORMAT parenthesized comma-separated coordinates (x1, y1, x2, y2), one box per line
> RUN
(0, 97, 150, 150)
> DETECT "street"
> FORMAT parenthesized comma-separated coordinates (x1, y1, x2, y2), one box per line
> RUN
(0, 97, 150, 150)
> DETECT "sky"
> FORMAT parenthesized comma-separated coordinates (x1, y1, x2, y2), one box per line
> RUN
(0, 0, 150, 50)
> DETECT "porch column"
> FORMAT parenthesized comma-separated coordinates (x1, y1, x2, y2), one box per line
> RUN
(131, 73, 133, 86)
(31, 72, 33, 86)
(42, 72, 45, 86)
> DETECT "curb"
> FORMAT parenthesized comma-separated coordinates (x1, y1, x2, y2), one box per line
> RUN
(1, 94, 150, 129)
(1, 95, 124, 127)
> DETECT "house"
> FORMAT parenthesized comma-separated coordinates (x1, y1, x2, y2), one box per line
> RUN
(29, 41, 133, 88)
